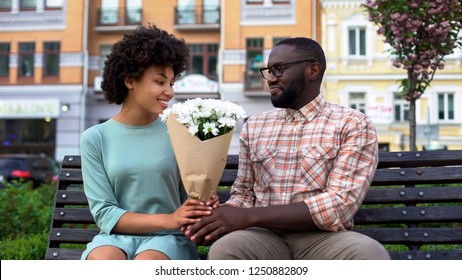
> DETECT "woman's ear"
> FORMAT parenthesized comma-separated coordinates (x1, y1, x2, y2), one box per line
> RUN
(124, 77, 134, 90)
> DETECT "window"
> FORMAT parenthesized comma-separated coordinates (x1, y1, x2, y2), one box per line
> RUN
(43, 42, 60, 77)
(187, 44, 218, 80)
(45, 0, 63, 10)
(20, 0, 37, 11)
(203, 0, 219, 24)
(126, 0, 142, 24)
(246, 0, 290, 4)
(394, 92, 409, 122)
(18, 42, 35, 78)
(245, 38, 264, 90)
(273, 37, 288, 46)
(348, 27, 366, 56)
(99, 45, 112, 75)
(100, 0, 118, 24)
(178, 0, 195, 24)
(438, 93, 455, 121)
(0, 43, 10, 78)
(0, 0, 12, 11)
(349, 92, 366, 114)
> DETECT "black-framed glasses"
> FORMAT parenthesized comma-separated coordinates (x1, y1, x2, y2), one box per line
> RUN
(259, 59, 316, 79)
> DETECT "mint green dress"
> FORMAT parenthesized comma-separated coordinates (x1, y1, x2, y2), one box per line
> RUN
(80, 118, 198, 260)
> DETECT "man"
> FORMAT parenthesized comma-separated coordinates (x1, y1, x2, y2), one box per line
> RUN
(184, 37, 390, 260)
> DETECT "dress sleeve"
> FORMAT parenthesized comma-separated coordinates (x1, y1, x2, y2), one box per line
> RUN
(80, 130, 127, 234)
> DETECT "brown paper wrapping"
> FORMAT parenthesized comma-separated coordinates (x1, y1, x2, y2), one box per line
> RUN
(166, 113, 234, 202)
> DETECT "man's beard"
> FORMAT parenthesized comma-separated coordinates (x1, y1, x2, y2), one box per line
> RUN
(271, 73, 306, 108)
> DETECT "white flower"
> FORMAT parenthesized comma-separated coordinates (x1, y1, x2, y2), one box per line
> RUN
(162, 98, 247, 141)
(203, 122, 219, 136)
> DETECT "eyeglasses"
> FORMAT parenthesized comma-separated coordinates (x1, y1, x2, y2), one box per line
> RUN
(259, 59, 316, 79)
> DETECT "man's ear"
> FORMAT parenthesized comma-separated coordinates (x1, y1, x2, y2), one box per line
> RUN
(306, 63, 321, 81)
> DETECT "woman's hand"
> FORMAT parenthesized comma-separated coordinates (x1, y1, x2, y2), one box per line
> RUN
(170, 198, 212, 229)
(206, 192, 220, 209)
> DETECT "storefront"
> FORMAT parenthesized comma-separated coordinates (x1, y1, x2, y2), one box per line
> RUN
(0, 99, 59, 157)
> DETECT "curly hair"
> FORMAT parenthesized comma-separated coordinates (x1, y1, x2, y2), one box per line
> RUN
(101, 24, 189, 104)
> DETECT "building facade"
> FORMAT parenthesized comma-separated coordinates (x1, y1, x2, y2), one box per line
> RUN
(1, 0, 321, 159)
(321, 0, 462, 151)
(0, 0, 86, 161)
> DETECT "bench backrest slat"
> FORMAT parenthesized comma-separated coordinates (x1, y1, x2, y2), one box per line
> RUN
(354, 205, 462, 224)
(372, 167, 462, 185)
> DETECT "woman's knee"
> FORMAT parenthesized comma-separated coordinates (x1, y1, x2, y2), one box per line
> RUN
(135, 250, 170, 260)
(86, 245, 127, 260)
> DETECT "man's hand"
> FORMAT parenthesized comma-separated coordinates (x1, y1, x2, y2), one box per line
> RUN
(184, 206, 248, 245)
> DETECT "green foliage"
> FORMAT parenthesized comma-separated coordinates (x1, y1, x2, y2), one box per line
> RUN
(0, 232, 48, 260)
(0, 182, 55, 239)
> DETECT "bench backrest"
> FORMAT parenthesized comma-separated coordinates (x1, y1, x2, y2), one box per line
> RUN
(46, 150, 462, 260)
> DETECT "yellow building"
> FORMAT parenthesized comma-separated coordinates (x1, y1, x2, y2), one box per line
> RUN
(321, 0, 462, 151)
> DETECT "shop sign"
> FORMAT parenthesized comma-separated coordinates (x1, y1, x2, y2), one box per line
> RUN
(0, 99, 60, 118)
(173, 74, 218, 93)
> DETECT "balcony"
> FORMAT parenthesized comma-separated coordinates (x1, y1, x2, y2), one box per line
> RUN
(173, 5, 220, 31)
(94, 7, 142, 32)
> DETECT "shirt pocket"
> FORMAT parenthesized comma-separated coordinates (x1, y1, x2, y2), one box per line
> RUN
(299, 146, 337, 191)
(250, 146, 278, 188)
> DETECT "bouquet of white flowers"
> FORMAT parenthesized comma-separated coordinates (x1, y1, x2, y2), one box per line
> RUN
(161, 98, 246, 202)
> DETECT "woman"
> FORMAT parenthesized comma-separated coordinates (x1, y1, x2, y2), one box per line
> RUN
(80, 24, 216, 260)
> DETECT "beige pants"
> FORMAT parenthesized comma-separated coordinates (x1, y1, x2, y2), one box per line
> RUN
(208, 227, 390, 260)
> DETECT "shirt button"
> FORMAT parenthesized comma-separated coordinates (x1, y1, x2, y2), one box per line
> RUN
(316, 153, 321, 158)
(286, 170, 291, 175)
(282, 192, 286, 197)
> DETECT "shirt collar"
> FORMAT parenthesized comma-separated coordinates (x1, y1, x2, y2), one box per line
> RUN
(285, 93, 326, 123)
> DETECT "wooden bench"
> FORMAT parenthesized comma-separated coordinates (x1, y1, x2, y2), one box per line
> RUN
(46, 150, 462, 260)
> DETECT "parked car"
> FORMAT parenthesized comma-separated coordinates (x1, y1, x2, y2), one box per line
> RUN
(0, 153, 59, 188)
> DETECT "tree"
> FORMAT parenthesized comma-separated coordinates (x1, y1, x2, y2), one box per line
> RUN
(362, 0, 462, 151)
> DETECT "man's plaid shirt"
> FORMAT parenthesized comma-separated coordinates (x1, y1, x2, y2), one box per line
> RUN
(227, 94, 378, 231)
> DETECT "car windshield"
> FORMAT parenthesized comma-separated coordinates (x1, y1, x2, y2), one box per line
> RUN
(0, 159, 24, 170)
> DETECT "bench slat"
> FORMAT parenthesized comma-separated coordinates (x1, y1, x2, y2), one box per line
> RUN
(55, 190, 88, 205)
(389, 250, 462, 260)
(45, 248, 84, 260)
(52, 208, 94, 223)
(354, 205, 462, 224)
(354, 228, 462, 244)
(58, 168, 84, 183)
(371, 166, 462, 185)
(61, 155, 82, 169)
(377, 150, 462, 168)
(48, 228, 98, 243)
(362, 186, 462, 204)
